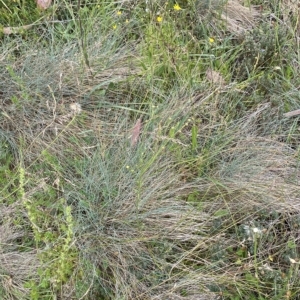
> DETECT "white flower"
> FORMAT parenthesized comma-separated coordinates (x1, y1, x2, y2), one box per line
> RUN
(252, 227, 261, 234)
(70, 103, 82, 115)
(289, 257, 298, 264)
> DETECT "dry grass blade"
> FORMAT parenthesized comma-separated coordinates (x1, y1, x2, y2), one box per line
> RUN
(3, 25, 33, 35)
(283, 109, 300, 117)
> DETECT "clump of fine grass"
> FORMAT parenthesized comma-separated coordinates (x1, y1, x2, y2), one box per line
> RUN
(66, 90, 219, 299)
(1, 0, 300, 299)
(0, 3, 145, 298)
(0, 21, 140, 165)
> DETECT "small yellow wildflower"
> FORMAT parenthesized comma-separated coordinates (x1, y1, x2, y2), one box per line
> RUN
(117, 11, 122, 16)
(269, 255, 273, 262)
(209, 37, 215, 43)
(125, 19, 129, 23)
(157, 16, 163, 22)
(173, 3, 181, 11)
(113, 24, 117, 30)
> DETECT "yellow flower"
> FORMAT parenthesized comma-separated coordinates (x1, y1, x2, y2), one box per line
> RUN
(125, 19, 129, 23)
(157, 16, 163, 22)
(117, 11, 122, 16)
(113, 24, 117, 30)
(173, 3, 181, 11)
(209, 37, 215, 43)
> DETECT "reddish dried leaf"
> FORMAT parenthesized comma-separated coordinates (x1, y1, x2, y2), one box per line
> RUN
(36, 0, 52, 10)
(2, 27, 12, 35)
(131, 118, 142, 146)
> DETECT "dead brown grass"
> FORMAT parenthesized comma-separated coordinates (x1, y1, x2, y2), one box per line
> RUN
(221, 0, 261, 34)
(0, 203, 39, 299)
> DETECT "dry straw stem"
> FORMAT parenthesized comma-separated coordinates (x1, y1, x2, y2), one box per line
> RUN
(2, 25, 33, 35)
(283, 109, 300, 117)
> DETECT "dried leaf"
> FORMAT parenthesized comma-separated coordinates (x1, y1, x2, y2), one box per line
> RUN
(2, 27, 12, 35)
(131, 118, 142, 146)
(205, 68, 225, 86)
(36, 0, 52, 10)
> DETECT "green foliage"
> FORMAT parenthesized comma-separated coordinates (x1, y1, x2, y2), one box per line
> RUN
(18, 165, 77, 297)
(0, 133, 16, 200)
(0, 0, 38, 26)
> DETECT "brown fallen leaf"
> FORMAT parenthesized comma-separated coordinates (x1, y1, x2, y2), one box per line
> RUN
(131, 118, 142, 146)
(36, 0, 52, 10)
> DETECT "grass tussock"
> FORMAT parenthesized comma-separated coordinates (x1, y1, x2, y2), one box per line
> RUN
(1, 0, 300, 299)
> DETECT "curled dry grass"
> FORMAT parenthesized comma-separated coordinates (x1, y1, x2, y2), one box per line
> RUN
(176, 105, 300, 297)
(220, 0, 261, 34)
